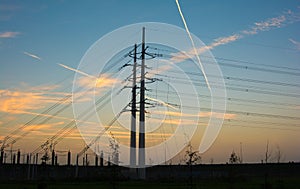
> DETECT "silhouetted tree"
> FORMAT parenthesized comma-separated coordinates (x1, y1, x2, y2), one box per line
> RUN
(275, 145, 282, 163)
(109, 133, 119, 166)
(185, 143, 201, 165)
(109, 133, 119, 189)
(41, 152, 49, 165)
(265, 140, 272, 164)
(185, 143, 201, 189)
(229, 151, 238, 164)
(210, 158, 214, 165)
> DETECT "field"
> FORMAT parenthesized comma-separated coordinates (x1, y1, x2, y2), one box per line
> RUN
(1, 177, 300, 189)
(1, 163, 300, 188)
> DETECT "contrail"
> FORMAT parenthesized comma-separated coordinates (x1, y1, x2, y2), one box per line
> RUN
(146, 96, 178, 110)
(23, 51, 42, 60)
(58, 63, 96, 78)
(175, 0, 211, 91)
(289, 38, 300, 51)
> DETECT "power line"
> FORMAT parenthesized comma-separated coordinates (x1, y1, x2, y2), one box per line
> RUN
(154, 72, 300, 88)
(181, 105, 300, 121)
(146, 29, 300, 54)
(148, 40, 300, 72)
(148, 90, 300, 108)
(1, 51, 133, 150)
(154, 77, 300, 98)
(152, 72, 300, 98)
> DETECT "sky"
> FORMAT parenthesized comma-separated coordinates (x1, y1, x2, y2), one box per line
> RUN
(0, 0, 300, 165)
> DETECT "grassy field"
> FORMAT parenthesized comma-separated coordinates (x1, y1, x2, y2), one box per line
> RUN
(1, 177, 300, 189)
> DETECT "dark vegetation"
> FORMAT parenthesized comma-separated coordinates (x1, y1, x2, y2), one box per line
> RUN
(0, 163, 299, 189)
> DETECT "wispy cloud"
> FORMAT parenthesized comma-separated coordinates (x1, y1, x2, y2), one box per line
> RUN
(171, 34, 241, 62)
(23, 51, 42, 60)
(199, 112, 236, 120)
(289, 38, 300, 51)
(171, 6, 300, 61)
(210, 34, 241, 47)
(146, 64, 172, 78)
(0, 87, 69, 114)
(0, 31, 20, 38)
(58, 63, 120, 97)
(77, 74, 120, 89)
(0, 90, 47, 113)
(22, 121, 64, 132)
(242, 15, 286, 35)
(27, 84, 60, 92)
(152, 110, 237, 120)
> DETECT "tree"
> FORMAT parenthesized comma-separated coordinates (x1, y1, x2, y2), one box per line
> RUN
(275, 145, 282, 163)
(109, 133, 120, 189)
(185, 143, 201, 165)
(109, 133, 119, 166)
(185, 143, 201, 189)
(265, 140, 272, 164)
(229, 151, 238, 164)
(210, 158, 214, 165)
(41, 152, 49, 165)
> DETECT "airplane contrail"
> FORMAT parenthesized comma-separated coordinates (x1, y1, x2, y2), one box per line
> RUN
(175, 0, 211, 91)
(58, 63, 96, 78)
(146, 96, 179, 110)
(23, 51, 42, 60)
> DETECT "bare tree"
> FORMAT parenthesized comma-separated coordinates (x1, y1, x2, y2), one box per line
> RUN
(109, 134, 119, 166)
(238, 142, 243, 164)
(265, 140, 272, 164)
(109, 133, 120, 189)
(210, 158, 214, 165)
(275, 145, 282, 163)
(185, 143, 201, 189)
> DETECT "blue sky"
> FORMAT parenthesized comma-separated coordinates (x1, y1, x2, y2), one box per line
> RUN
(0, 0, 300, 164)
(1, 0, 299, 86)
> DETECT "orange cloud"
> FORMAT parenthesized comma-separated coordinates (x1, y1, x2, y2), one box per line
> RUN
(0, 89, 70, 114)
(0, 90, 45, 113)
(152, 110, 237, 120)
(58, 63, 119, 89)
(199, 112, 236, 120)
(27, 84, 60, 92)
(77, 74, 120, 89)
(22, 121, 64, 131)
(162, 118, 195, 125)
(147, 64, 172, 78)
(11, 110, 98, 126)
(32, 128, 82, 140)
